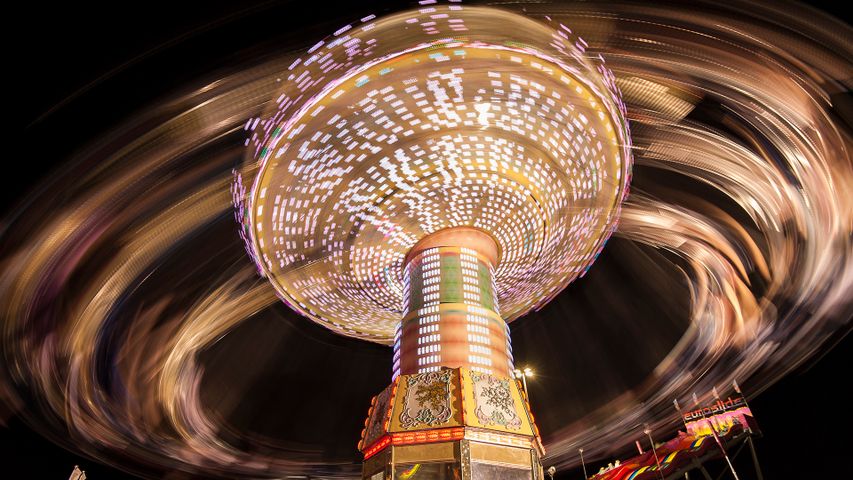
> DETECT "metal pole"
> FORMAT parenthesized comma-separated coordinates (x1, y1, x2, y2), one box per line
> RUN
(747, 436, 764, 480)
(733, 380, 764, 480)
(579, 448, 588, 479)
(697, 463, 713, 480)
(714, 439, 748, 480)
(711, 387, 732, 451)
(644, 425, 666, 480)
(673, 399, 690, 431)
(692, 393, 740, 480)
(733, 380, 754, 434)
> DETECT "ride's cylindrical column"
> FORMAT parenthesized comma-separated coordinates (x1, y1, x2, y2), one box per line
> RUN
(393, 227, 513, 379)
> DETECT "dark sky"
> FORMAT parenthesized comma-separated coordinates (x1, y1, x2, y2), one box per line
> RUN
(7, 1, 851, 479)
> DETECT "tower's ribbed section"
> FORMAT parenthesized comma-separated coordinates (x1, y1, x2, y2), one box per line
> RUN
(393, 228, 513, 379)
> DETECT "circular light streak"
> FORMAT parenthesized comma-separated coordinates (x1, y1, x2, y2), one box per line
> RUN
(1, 1, 850, 479)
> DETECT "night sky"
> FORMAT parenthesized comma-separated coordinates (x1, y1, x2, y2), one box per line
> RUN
(7, 1, 851, 479)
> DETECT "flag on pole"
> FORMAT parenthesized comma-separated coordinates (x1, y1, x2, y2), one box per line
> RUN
(673, 398, 690, 430)
(68, 466, 86, 480)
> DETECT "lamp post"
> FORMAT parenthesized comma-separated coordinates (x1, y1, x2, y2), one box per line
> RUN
(644, 424, 666, 480)
(513, 367, 534, 399)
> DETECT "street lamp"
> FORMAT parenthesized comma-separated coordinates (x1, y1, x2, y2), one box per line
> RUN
(643, 424, 665, 480)
(512, 367, 534, 398)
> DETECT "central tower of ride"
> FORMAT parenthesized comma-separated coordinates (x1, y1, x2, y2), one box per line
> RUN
(397, 227, 508, 378)
(358, 225, 545, 479)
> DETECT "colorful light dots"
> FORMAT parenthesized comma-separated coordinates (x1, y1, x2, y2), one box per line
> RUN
(238, 4, 632, 343)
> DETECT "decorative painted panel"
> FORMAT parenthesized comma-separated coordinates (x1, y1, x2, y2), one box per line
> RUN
(362, 382, 394, 448)
(461, 368, 534, 436)
(398, 370, 457, 429)
(471, 371, 523, 430)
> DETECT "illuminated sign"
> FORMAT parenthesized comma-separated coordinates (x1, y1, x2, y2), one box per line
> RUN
(683, 396, 757, 437)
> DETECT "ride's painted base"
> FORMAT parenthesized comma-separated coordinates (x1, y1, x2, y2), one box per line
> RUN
(359, 367, 544, 480)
